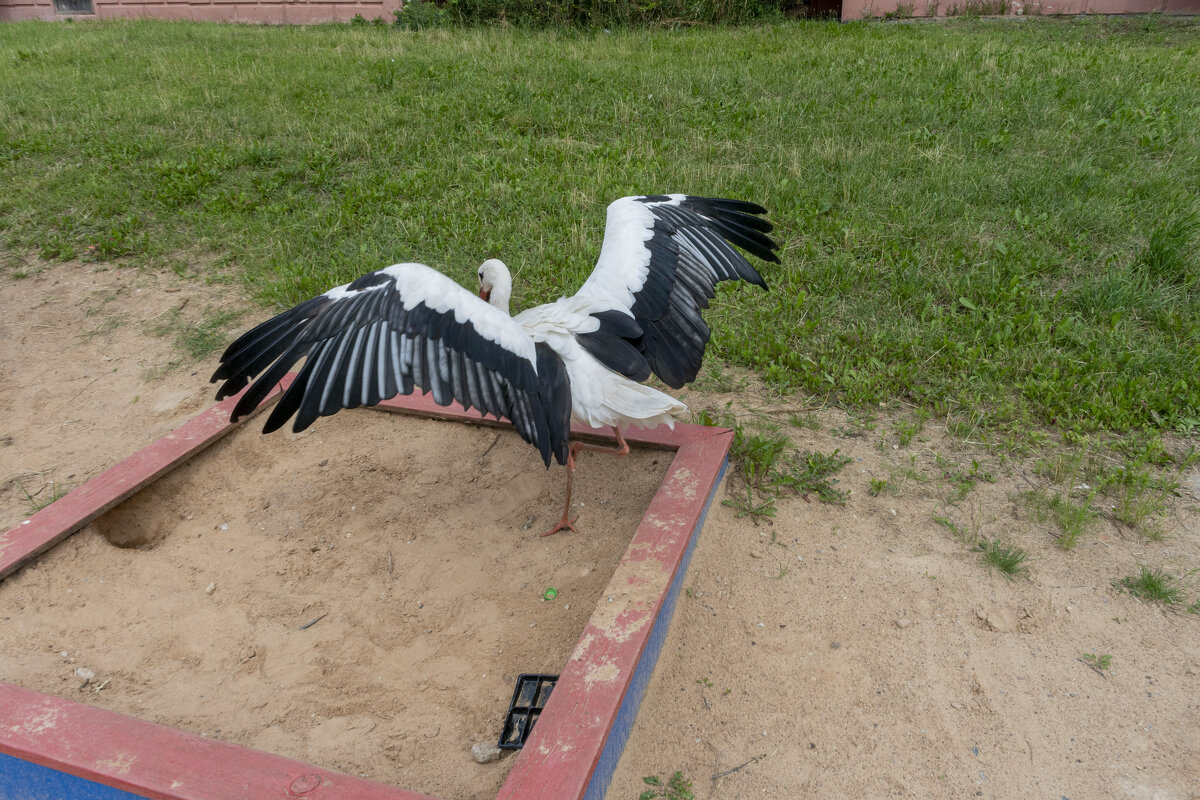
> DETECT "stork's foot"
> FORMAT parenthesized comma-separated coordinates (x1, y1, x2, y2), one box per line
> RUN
(540, 515, 579, 538)
(539, 428, 628, 538)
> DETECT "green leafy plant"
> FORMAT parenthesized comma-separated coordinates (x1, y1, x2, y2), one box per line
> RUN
(1081, 652, 1112, 670)
(640, 771, 695, 800)
(1137, 209, 1199, 288)
(393, 0, 451, 30)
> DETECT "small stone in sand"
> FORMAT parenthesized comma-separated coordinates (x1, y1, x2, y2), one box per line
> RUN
(471, 741, 501, 764)
(896, 618, 911, 629)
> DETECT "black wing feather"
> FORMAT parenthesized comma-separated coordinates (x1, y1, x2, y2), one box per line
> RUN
(211, 267, 569, 467)
(576, 194, 777, 389)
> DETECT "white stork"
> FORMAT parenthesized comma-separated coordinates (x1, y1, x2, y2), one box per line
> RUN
(211, 194, 779, 536)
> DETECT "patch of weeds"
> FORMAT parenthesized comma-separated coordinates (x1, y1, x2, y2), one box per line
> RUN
(883, 1, 915, 18)
(772, 449, 853, 505)
(893, 412, 927, 447)
(1189, 600, 1200, 615)
(933, 513, 977, 545)
(936, 454, 994, 503)
(787, 411, 822, 431)
(1033, 434, 1178, 539)
(1115, 565, 1190, 606)
(870, 464, 927, 497)
(1137, 209, 1199, 289)
(1113, 487, 1168, 539)
(848, 412, 877, 434)
(945, 418, 975, 439)
(692, 363, 748, 394)
(700, 410, 851, 522)
(153, 306, 245, 363)
(1102, 459, 1174, 539)
(976, 539, 1029, 579)
(84, 214, 148, 260)
(152, 152, 225, 208)
(947, 0, 1007, 14)
(1080, 652, 1112, 671)
(17, 471, 68, 514)
(640, 772, 695, 800)
(393, 0, 451, 30)
(1022, 488, 1096, 550)
(724, 481, 777, 522)
(39, 232, 78, 261)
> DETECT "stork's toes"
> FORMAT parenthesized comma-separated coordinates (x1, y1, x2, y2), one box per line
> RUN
(540, 516, 579, 537)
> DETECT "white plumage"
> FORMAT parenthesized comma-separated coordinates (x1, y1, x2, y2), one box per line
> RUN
(212, 193, 779, 535)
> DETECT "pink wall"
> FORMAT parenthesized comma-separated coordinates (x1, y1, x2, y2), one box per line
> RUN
(840, 0, 1199, 19)
(0, 0, 402, 22)
(0, 0, 1195, 29)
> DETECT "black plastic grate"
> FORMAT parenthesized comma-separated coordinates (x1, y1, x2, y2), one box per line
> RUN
(498, 673, 557, 750)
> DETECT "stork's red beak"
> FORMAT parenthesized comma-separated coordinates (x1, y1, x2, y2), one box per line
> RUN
(479, 289, 491, 302)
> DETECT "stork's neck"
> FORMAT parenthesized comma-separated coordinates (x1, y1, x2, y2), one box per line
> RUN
(488, 272, 513, 316)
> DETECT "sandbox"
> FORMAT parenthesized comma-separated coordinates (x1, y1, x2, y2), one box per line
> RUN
(0, 380, 732, 800)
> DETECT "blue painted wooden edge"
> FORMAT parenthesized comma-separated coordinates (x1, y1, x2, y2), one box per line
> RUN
(0, 752, 146, 800)
(580, 457, 728, 800)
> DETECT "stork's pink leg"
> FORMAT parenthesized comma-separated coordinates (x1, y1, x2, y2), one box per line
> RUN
(540, 427, 630, 537)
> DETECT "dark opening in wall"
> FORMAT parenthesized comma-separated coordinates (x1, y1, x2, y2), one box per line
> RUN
(54, 0, 95, 14)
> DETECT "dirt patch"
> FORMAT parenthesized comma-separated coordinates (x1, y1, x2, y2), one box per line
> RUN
(607, 391, 1200, 800)
(0, 260, 239, 531)
(3, 261, 1199, 800)
(0, 261, 667, 798)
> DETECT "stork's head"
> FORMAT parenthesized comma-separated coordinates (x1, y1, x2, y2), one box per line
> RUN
(477, 258, 512, 314)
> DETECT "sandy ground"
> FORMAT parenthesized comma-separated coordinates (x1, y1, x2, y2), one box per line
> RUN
(2, 260, 1199, 800)
(0, 260, 666, 798)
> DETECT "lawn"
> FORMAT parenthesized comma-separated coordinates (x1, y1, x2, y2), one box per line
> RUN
(2, 16, 1199, 437)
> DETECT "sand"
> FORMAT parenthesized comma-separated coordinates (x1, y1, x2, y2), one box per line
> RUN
(0, 260, 666, 798)
(3, 259, 1199, 800)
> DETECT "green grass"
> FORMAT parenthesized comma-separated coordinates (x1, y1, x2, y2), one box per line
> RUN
(936, 454, 994, 503)
(1031, 434, 1188, 537)
(17, 471, 68, 514)
(1116, 565, 1190, 606)
(1023, 488, 1097, 549)
(3, 18, 1200, 436)
(976, 539, 1029, 579)
(700, 409, 851, 521)
(933, 513, 977, 544)
(869, 464, 927, 497)
(152, 306, 246, 362)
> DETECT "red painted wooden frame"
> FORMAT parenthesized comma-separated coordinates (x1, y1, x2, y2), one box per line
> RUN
(0, 375, 732, 800)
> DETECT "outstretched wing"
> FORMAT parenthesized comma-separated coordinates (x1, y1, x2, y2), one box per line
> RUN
(211, 263, 570, 467)
(572, 194, 778, 389)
